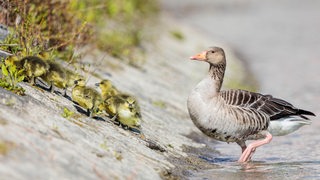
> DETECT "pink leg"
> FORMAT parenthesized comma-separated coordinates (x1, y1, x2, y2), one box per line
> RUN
(236, 141, 247, 153)
(238, 131, 273, 163)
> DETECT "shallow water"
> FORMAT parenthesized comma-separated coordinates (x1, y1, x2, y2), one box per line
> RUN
(161, 0, 320, 179)
(185, 131, 320, 179)
(194, 159, 320, 180)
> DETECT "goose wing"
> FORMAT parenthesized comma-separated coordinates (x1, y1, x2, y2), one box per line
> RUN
(219, 89, 315, 120)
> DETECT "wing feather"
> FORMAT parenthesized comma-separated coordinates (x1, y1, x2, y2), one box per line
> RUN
(220, 89, 315, 120)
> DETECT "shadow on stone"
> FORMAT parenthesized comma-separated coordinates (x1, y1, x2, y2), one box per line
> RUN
(73, 104, 88, 116)
(92, 116, 106, 122)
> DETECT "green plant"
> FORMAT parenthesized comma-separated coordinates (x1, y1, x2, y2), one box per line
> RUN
(1, 0, 90, 61)
(1, 0, 159, 67)
(70, 0, 159, 64)
(61, 107, 75, 119)
(0, 61, 25, 95)
(0, 29, 21, 54)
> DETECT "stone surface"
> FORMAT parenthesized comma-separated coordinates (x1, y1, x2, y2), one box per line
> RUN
(0, 24, 11, 59)
(0, 24, 8, 41)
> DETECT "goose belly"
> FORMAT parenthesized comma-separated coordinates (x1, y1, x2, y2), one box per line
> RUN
(197, 112, 249, 142)
(188, 97, 267, 142)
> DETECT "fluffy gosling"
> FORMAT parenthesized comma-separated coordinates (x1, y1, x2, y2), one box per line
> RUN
(95, 79, 119, 100)
(20, 56, 49, 85)
(72, 78, 102, 117)
(41, 61, 67, 96)
(66, 69, 82, 88)
(103, 94, 142, 130)
(39, 51, 78, 95)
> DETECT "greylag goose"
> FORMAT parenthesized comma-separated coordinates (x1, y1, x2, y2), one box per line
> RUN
(187, 47, 315, 162)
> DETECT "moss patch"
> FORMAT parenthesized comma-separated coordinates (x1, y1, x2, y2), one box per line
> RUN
(152, 100, 167, 109)
(0, 118, 8, 125)
(0, 140, 15, 156)
(170, 30, 185, 41)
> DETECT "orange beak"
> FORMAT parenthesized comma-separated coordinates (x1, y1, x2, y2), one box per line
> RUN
(190, 51, 207, 61)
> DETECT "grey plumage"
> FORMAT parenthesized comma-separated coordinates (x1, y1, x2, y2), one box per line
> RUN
(187, 46, 315, 162)
(220, 89, 314, 121)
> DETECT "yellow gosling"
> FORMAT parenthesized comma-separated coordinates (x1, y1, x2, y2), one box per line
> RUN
(41, 61, 67, 96)
(20, 56, 49, 85)
(71, 79, 102, 117)
(103, 94, 141, 130)
(66, 69, 83, 88)
(95, 79, 119, 100)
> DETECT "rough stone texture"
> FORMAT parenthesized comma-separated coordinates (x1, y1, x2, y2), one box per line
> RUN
(0, 15, 251, 179)
(0, 24, 8, 41)
(0, 24, 11, 59)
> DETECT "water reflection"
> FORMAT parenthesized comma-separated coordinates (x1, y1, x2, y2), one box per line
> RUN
(193, 158, 320, 180)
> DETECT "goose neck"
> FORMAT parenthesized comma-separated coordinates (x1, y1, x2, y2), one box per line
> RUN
(208, 63, 225, 92)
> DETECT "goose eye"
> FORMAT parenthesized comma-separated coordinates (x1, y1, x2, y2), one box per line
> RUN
(210, 50, 215, 53)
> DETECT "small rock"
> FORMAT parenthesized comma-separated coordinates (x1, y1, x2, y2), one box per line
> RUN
(0, 24, 9, 41)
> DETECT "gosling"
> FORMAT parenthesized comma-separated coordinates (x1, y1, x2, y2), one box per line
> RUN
(41, 61, 67, 96)
(71, 78, 102, 117)
(21, 56, 49, 85)
(95, 79, 119, 100)
(66, 69, 83, 88)
(103, 94, 141, 130)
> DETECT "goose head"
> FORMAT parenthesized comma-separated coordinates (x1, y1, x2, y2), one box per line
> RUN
(190, 47, 225, 65)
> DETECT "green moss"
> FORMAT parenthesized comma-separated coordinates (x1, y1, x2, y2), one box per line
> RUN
(170, 30, 185, 41)
(61, 107, 75, 119)
(152, 100, 167, 109)
(100, 141, 109, 151)
(0, 142, 9, 155)
(0, 140, 15, 155)
(56, 106, 88, 129)
(0, 119, 8, 126)
(114, 151, 123, 161)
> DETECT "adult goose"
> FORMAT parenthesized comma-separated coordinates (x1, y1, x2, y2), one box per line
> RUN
(187, 47, 315, 162)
